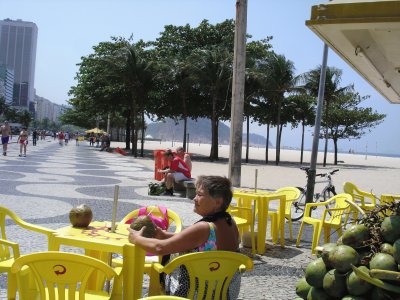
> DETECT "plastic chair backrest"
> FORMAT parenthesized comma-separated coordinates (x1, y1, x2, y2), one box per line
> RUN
(0, 206, 55, 242)
(11, 251, 117, 300)
(120, 206, 182, 233)
(342, 182, 376, 208)
(160, 251, 253, 300)
(275, 187, 301, 215)
(323, 193, 351, 225)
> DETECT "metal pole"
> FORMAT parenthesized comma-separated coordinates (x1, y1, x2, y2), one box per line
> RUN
(187, 133, 190, 153)
(228, 0, 248, 187)
(306, 43, 329, 206)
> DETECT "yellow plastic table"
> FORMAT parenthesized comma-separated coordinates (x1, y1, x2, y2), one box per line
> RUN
(233, 190, 286, 254)
(48, 221, 146, 300)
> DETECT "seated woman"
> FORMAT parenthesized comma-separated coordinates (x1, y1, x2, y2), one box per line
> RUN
(128, 175, 241, 299)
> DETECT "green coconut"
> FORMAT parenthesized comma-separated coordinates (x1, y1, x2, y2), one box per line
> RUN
(130, 215, 156, 238)
(69, 204, 93, 228)
(380, 215, 400, 243)
(380, 243, 395, 255)
(370, 287, 393, 300)
(306, 287, 330, 300)
(369, 252, 397, 271)
(322, 269, 347, 299)
(328, 245, 360, 273)
(319, 243, 337, 269)
(342, 224, 370, 249)
(305, 258, 328, 288)
(295, 277, 312, 300)
(346, 266, 373, 296)
(393, 238, 400, 264)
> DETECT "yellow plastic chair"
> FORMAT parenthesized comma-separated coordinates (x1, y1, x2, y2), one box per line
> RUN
(268, 187, 301, 242)
(139, 297, 189, 300)
(119, 206, 182, 232)
(113, 206, 183, 267)
(343, 182, 377, 223)
(296, 193, 351, 255)
(0, 238, 20, 300)
(380, 194, 400, 216)
(228, 204, 256, 255)
(11, 251, 121, 300)
(380, 194, 400, 205)
(0, 206, 55, 300)
(148, 251, 253, 299)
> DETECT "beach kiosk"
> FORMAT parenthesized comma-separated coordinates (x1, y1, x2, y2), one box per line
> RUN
(306, 0, 400, 104)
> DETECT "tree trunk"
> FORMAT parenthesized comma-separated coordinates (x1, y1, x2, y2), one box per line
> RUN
(140, 110, 145, 157)
(323, 100, 331, 167)
(300, 121, 305, 165)
(182, 91, 188, 151)
(245, 115, 249, 163)
(323, 127, 329, 167)
(183, 116, 187, 151)
(130, 95, 137, 157)
(333, 137, 338, 165)
(125, 111, 131, 150)
(275, 100, 282, 166)
(210, 96, 219, 161)
(265, 123, 270, 164)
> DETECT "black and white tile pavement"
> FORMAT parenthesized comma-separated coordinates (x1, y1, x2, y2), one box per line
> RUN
(0, 139, 328, 299)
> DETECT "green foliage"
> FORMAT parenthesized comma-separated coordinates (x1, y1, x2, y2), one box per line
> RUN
(323, 91, 385, 164)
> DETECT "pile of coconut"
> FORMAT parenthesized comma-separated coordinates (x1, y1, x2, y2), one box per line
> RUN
(295, 201, 400, 300)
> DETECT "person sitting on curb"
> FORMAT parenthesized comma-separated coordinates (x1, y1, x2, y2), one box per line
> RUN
(158, 149, 191, 196)
(176, 146, 192, 172)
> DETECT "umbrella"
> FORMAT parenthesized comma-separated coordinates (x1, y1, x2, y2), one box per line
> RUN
(85, 128, 106, 134)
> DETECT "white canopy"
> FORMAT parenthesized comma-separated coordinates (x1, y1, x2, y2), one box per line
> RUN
(306, 0, 400, 103)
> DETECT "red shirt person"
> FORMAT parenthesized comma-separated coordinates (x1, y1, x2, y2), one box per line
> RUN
(158, 149, 191, 196)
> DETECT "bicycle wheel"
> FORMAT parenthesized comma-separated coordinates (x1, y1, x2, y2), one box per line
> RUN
(291, 187, 306, 221)
(322, 187, 336, 215)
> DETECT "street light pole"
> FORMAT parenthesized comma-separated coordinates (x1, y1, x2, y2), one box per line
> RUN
(229, 0, 248, 187)
(306, 43, 329, 206)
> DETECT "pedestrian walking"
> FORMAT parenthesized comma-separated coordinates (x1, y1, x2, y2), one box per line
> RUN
(0, 120, 11, 156)
(32, 129, 38, 146)
(17, 127, 29, 157)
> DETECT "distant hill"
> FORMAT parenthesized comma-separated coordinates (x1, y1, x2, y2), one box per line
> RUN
(146, 118, 271, 146)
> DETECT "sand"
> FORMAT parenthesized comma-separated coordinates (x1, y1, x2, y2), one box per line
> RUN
(113, 140, 400, 198)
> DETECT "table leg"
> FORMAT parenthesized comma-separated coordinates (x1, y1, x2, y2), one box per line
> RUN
(279, 198, 285, 248)
(122, 244, 146, 299)
(257, 199, 268, 254)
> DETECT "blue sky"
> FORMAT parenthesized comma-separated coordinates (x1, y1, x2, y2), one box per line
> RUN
(2, 0, 400, 155)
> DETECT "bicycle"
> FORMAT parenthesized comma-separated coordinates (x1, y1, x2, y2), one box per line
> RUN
(291, 166, 339, 221)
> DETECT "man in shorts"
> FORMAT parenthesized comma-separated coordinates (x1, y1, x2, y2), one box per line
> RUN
(158, 149, 191, 196)
(0, 121, 11, 156)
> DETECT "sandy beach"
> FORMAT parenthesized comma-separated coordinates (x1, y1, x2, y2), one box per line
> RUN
(119, 140, 400, 198)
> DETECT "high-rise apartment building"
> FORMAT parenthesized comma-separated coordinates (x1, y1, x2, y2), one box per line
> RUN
(0, 64, 14, 104)
(0, 18, 38, 111)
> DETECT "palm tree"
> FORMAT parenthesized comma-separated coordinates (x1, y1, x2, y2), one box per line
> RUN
(187, 46, 233, 161)
(287, 94, 316, 164)
(261, 53, 298, 165)
(108, 40, 155, 157)
(300, 66, 353, 166)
